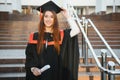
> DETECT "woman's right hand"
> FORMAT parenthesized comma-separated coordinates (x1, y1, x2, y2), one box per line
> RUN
(61, 8, 70, 19)
(31, 67, 41, 76)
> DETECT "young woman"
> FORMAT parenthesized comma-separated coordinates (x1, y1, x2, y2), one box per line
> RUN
(25, 1, 80, 80)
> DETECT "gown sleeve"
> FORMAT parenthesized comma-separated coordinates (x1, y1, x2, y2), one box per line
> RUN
(25, 43, 37, 68)
(67, 17, 80, 37)
(25, 33, 39, 80)
(59, 29, 79, 80)
(25, 32, 38, 69)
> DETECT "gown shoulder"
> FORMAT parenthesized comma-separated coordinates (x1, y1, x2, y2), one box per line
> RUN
(28, 32, 38, 44)
(28, 30, 65, 44)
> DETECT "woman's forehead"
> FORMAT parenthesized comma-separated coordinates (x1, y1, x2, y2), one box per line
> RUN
(44, 11, 54, 15)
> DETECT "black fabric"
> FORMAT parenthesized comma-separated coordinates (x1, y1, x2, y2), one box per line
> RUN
(36, 1, 63, 13)
(59, 29, 79, 80)
(25, 29, 79, 80)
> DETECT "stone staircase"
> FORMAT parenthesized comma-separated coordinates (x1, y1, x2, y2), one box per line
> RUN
(0, 13, 120, 80)
(0, 21, 38, 49)
(87, 20, 120, 49)
(0, 50, 25, 80)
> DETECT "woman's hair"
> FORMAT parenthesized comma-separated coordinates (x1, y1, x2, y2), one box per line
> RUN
(37, 10, 60, 54)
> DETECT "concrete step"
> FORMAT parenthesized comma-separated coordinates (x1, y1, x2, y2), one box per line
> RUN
(78, 72, 120, 80)
(0, 49, 25, 59)
(79, 64, 99, 72)
(89, 32, 120, 35)
(0, 59, 25, 64)
(78, 72, 100, 80)
(0, 34, 28, 37)
(88, 34, 120, 37)
(90, 44, 120, 49)
(0, 64, 25, 73)
(88, 37, 120, 41)
(79, 57, 120, 64)
(0, 30, 30, 34)
(0, 45, 26, 49)
(0, 41, 27, 45)
(0, 72, 25, 80)
(78, 40, 120, 45)
(89, 27, 120, 31)
(0, 37, 27, 41)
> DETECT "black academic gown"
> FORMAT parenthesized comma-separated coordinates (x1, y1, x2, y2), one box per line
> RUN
(25, 29, 79, 80)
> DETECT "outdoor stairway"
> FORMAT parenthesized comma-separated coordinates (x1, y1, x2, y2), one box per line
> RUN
(0, 13, 120, 80)
(91, 20, 120, 49)
(77, 16, 120, 80)
(0, 49, 25, 80)
(78, 20, 120, 49)
(0, 20, 38, 49)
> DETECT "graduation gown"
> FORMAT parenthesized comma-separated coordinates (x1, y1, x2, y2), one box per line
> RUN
(25, 29, 79, 80)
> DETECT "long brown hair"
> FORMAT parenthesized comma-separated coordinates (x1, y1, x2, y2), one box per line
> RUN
(37, 10, 60, 54)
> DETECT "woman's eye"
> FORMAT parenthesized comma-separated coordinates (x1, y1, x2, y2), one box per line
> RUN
(51, 16, 54, 18)
(44, 15, 54, 19)
(44, 15, 48, 18)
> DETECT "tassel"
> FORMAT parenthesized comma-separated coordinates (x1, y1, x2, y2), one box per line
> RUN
(40, 8, 43, 20)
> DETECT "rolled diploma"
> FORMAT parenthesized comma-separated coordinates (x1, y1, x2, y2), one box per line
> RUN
(39, 65, 50, 73)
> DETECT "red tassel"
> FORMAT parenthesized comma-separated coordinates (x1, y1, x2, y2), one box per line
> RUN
(40, 8, 43, 20)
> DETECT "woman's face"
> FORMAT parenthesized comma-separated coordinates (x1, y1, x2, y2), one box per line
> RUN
(44, 11, 54, 27)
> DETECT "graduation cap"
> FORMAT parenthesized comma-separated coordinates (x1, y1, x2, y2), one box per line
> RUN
(36, 1, 63, 14)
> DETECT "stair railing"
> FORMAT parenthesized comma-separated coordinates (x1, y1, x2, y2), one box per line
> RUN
(65, 2, 120, 75)
(88, 19, 120, 80)
(88, 19, 120, 65)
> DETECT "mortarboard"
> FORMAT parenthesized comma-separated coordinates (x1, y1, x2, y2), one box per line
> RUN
(36, 1, 63, 14)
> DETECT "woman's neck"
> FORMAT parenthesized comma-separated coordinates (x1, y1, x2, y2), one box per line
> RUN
(45, 26, 53, 33)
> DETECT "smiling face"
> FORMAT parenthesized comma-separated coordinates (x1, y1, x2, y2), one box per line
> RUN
(44, 11, 54, 28)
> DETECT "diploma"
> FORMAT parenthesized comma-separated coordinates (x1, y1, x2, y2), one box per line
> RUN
(39, 65, 50, 73)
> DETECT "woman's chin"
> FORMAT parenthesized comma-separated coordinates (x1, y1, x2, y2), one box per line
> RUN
(46, 25, 52, 27)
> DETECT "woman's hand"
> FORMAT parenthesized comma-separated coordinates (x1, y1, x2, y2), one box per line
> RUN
(61, 8, 70, 19)
(31, 67, 41, 76)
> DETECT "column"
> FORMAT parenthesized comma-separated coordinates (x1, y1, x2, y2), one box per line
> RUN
(95, 0, 107, 14)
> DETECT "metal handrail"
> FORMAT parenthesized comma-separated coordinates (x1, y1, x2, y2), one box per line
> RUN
(66, 3, 120, 75)
(88, 19, 120, 65)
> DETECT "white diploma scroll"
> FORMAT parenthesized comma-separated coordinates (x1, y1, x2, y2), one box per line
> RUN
(39, 65, 50, 73)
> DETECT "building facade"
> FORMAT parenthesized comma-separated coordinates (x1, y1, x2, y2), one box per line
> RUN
(0, 0, 120, 15)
